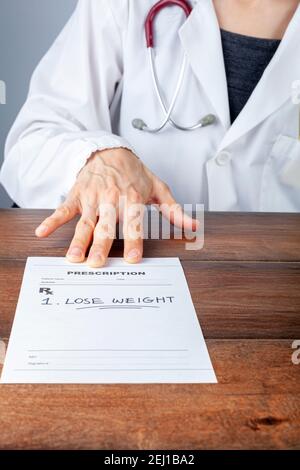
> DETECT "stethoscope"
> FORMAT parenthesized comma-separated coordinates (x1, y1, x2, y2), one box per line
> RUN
(132, 0, 216, 133)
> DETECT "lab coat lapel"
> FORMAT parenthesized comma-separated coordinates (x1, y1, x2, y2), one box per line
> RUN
(218, 4, 300, 151)
(179, 0, 231, 130)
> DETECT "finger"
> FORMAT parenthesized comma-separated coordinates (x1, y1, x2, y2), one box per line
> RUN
(153, 180, 199, 231)
(123, 189, 144, 264)
(35, 201, 78, 238)
(87, 192, 118, 268)
(66, 206, 97, 263)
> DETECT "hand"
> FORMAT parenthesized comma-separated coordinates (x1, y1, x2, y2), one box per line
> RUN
(35, 148, 198, 267)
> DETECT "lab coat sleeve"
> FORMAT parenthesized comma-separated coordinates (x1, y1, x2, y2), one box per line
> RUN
(0, 0, 132, 208)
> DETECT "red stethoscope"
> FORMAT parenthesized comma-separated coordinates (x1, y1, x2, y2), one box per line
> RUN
(132, 0, 216, 133)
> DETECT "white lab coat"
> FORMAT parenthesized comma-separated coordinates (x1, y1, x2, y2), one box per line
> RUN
(1, 0, 300, 211)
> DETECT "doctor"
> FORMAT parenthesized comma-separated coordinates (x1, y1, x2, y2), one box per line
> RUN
(0, 0, 299, 267)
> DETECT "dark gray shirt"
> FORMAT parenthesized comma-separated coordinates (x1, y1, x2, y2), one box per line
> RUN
(220, 29, 281, 123)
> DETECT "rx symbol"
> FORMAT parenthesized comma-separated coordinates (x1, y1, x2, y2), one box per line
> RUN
(39, 287, 54, 295)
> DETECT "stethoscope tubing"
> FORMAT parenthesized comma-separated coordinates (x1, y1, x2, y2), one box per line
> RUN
(149, 48, 215, 132)
(132, 0, 216, 133)
(147, 48, 188, 133)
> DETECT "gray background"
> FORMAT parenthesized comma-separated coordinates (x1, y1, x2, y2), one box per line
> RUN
(0, 0, 77, 207)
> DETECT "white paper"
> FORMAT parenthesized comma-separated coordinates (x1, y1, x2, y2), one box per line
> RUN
(1, 257, 216, 384)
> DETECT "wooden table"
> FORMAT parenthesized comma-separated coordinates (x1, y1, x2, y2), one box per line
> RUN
(0, 209, 299, 450)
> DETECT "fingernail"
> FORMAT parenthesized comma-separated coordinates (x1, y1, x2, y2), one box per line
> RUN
(36, 225, 48, 236)
(68, 247, 83, 258)
(88, 253, 105, 267)
(126, 249, 141, 260)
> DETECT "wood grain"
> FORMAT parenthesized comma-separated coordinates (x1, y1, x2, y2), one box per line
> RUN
(0, 209, 299, 261)
(0, 340, 299, 450)
(0, 210, 299, 450)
